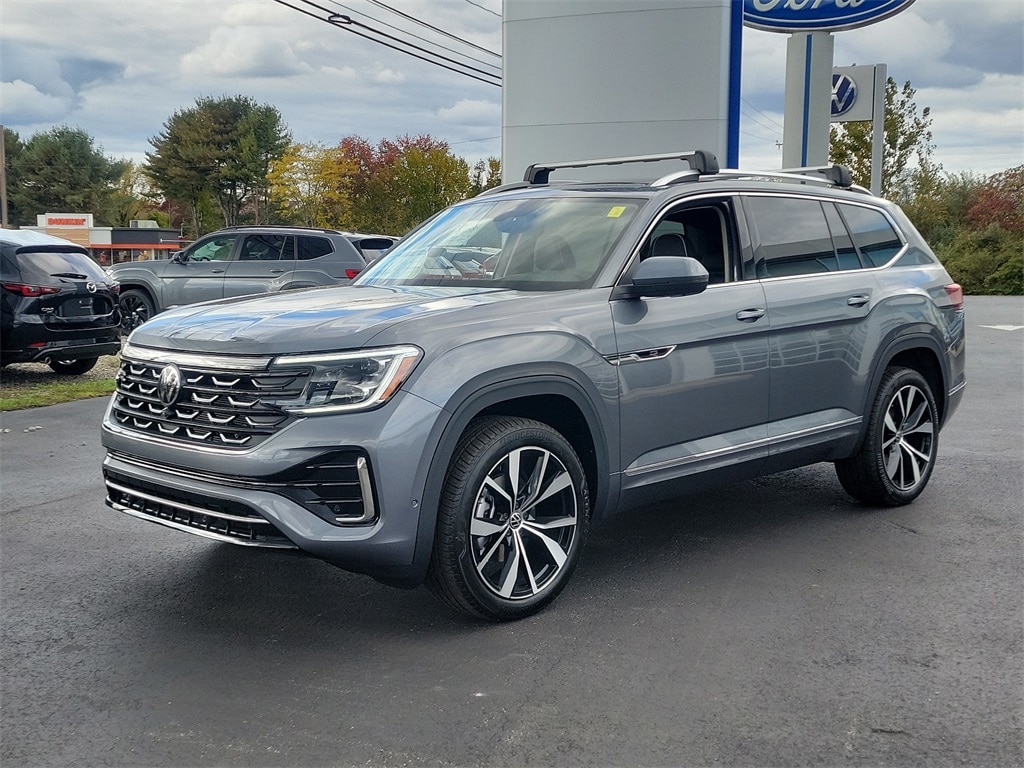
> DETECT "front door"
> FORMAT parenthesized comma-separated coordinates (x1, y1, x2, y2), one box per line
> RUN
(612, 198, 770, 497)
(163, 233, 237, 308)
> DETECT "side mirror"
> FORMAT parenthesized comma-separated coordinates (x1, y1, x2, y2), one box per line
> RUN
(171, 250, 187, 264)
(613, 256, 709, 300)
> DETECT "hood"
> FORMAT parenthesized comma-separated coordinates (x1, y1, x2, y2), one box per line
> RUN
(127, 284, 514, 355)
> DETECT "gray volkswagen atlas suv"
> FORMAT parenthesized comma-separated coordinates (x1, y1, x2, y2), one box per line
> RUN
(101, 151, 966, 621)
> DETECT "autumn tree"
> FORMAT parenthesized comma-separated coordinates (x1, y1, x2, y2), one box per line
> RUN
(6, 125, 127, 226)
(268, 143, 356, 228)
(830, 78, 934, 196)
(340, 135, 473, 234)
(146, 96, 290, 236)
(471, 157, 502, 195)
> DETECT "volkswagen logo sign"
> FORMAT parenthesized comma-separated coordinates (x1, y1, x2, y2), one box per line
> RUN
(831, 73, 858, 117)
(157, 363, 182, 407)
(86, 282, 98, 293)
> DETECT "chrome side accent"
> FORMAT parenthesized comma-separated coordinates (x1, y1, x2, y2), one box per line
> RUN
(348, 456, 377, 524)
(606, 345, 676, 366)
(948, 380, 966, 397)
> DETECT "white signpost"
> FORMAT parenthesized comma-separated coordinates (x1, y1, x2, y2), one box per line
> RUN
(832, 64, 888, 194)
(744, 0, 915, 190)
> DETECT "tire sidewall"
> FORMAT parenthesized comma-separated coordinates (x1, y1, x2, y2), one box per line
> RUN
(445, 419, 589, 620)
(867, 367, 939, 505)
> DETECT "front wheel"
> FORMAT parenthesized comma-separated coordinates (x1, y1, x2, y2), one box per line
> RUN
(836, 366, 939, 506)
(119, 289, 155, 332)
(426, 416, 589, 621)
(48, 357, 98, 375)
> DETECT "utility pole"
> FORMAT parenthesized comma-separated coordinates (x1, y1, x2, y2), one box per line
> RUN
(0, 125, 9, 229)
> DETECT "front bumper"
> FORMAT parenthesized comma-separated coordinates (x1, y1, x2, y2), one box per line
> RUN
(101, 389, 446, 586)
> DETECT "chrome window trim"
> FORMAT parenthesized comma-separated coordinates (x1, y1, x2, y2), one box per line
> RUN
(739, 191, 909, 275)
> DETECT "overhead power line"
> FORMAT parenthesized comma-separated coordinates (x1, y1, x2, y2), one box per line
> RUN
(464, 0, 501, 19)
(366, 0, 501, 58)
(274, 0, 501, 87)
(324, 0, 501, 73)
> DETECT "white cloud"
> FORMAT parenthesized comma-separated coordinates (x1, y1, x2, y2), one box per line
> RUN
(0, 79, 73, 123)
(437, 99, 501, 126)
(181, 28, 311, 79)
(375, 68, 406, 84)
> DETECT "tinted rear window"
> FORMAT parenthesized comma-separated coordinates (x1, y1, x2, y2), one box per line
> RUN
(13, 249, 109, 283)
(297, 236, 335, 261)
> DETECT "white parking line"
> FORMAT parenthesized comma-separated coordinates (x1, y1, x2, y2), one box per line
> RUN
(979, 325, 1024, 331)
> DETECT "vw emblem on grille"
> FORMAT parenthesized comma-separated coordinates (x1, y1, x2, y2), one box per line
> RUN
(157, 364, 182, 406)
(86, 282, 98, 293)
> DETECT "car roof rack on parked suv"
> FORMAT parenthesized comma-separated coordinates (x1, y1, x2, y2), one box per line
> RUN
(524, 149, 720, 185)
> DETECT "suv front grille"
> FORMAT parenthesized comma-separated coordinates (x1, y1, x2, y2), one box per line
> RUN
(112, 352, 310, 449)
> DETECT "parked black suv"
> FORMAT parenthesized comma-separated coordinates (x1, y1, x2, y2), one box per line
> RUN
(102, 151, 965, 620)
(110, 226, 397, 331)
(2, 230, 121, 374)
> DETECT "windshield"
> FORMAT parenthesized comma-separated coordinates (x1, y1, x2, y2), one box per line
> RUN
(357, 196, 642, 290)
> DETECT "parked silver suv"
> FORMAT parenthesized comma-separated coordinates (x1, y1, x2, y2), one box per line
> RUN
(109, 225, 396, 331)
(101, 151, 966, 621)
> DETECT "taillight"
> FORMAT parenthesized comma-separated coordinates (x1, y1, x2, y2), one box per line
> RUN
(944, 283, 964, 310)
(108, 283, 120, 295)
(2, 282, 61, 297)
(345, 269, 361, 280)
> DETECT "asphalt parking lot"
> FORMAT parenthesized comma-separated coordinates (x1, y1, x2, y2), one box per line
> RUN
(1, 296, 1021, 767)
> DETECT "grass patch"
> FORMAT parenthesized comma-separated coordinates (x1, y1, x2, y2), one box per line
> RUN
(0, 378, 116, 411)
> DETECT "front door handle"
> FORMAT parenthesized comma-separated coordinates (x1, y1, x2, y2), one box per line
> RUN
(736, 308, 766, 322)
(210, 269, 225, 274)
(847, 294, 870, 307)
(270, 269, 285, 274)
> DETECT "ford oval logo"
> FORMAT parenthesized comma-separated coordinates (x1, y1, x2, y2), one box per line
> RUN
(744, 0, 917, 33)
(831, 73, 858, 116)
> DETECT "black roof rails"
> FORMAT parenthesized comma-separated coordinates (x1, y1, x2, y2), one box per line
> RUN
(524, 150, 719, 185)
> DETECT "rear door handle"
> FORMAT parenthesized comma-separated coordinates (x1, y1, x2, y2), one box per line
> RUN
(736, 308, 766, 322)
(847, 294, 870, 307)
(210, 269, 225, 274)
(270, 269, 285, 274)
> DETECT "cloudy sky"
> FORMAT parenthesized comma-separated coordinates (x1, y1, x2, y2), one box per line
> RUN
(1, 0, 1021, 179)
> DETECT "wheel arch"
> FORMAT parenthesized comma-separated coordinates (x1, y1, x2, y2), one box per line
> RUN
(868, 333, 950, 429)
(408, 371, 615, 585)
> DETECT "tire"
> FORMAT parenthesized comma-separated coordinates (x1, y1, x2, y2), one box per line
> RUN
(426, 416, 590, 621)
(48, 357, 98, 375)
(836, 366, 939, 507)
(119, 289, 155, 332)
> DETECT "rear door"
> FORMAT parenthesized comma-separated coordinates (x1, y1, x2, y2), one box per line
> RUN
(222, 233, 293, 297)
(743, 193, 883, 465)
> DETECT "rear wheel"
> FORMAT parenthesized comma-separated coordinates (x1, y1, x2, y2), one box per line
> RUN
(119, 289, 155, 332)
(48, 357, 98, 375)
(426, 416, 589, 621)
(836, 366, 939, 506)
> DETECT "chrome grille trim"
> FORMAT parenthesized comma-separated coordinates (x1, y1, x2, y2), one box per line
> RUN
(106, 479, 260, 524)
(112, 351, 310, 450)
(122, 342, 271, 370)
(105, 478, 296, 549)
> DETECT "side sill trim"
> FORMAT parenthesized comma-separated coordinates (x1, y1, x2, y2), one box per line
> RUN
(625, 416, 862, 477)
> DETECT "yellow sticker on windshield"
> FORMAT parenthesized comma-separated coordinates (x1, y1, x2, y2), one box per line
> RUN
(607, 206, 627, 218)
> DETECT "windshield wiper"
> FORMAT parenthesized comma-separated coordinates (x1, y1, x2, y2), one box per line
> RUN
(50, 272, 90, 280)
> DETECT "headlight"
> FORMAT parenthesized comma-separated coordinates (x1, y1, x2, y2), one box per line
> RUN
(265, 345, 422, 414)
